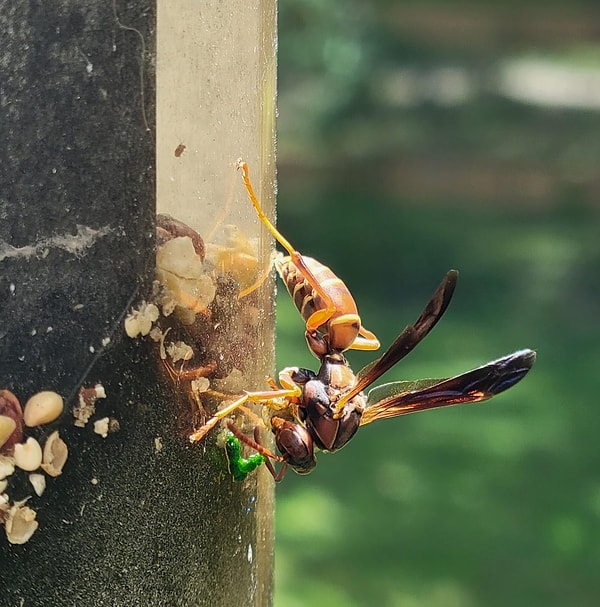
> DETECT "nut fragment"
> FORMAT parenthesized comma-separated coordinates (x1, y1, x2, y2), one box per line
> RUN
(157, 214, 205, 259)
(13, 437, 43, 471)
(0, 390, 23, 451)
(0, 416, 16, 450)
(4, 500, 39, 544)
(0, 456, 15, 480)
(166, 341, 194, 363)
(29, 473, 46, 497)
(41, 430, 68, 477)
(93, 417, 109, 438)
(93, 417, 119, 438)
(74, 383, 106, 427)
(124, 302, 160, 338)
(156, 236, 216, 315)
(191, 377, 210, 394)
(23, 390, 64, 427)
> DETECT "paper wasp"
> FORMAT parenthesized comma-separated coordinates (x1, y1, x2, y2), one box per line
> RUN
(238, 160, 380, 358)
(189, 162, 536, 480)
(203, 270, 535, 480)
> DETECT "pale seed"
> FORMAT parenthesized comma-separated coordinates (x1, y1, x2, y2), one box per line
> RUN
(13, 437, 43, 471)
(23, 390, 64, 427)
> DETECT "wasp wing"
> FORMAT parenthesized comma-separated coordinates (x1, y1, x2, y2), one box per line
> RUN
(335, 271, 458, 417)
(360, 349, 536, 426)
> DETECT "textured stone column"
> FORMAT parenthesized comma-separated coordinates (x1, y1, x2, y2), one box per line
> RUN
(0, 2, 276, 605)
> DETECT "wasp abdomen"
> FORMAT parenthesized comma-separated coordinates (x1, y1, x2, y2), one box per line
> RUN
(276, 256, 359, 331)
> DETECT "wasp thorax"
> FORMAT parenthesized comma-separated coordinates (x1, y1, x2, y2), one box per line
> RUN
(300, 356, 364, 453)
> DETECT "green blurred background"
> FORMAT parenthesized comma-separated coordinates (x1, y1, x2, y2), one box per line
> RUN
(273, 1, 600, 606)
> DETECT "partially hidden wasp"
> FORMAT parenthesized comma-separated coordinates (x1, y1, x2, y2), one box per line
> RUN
(189, 162, 536, 481)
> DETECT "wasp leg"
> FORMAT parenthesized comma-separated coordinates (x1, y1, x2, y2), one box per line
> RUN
(204, 163, 239, 243)
(189, 392, 250, 442)
(348, 326, 381, 351)
(164, 360, 218, 383)
(226, 421, 288, 482)
(189, 381, 302, 443)
(236, 403, 265, 426)
(237, 251, 280, 299)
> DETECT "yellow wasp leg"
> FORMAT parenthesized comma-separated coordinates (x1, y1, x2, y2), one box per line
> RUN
(348, 326, 381, 351)
(188, 381, 302, 443)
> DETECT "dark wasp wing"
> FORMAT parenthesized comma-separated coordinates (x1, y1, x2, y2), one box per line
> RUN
(333, 270, 458, 415)
(359, 349, 536, 426)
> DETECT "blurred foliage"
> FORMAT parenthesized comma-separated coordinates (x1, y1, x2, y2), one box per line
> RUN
(273, 1, 600, 606)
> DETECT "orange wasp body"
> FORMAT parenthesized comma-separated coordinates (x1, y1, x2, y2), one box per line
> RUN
(239, 161, 380, 357)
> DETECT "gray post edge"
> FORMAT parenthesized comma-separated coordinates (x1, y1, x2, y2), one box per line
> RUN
(0, 2, 274, 605)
